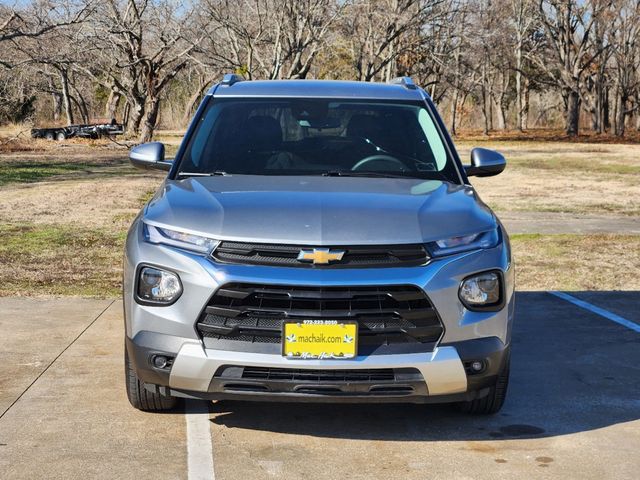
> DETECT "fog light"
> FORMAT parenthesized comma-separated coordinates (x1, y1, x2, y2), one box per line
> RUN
(152, 355, 169, 369)
(471, 361, 484, 372)
(137, 266, 182, 304)
(459, 271, 501, 309)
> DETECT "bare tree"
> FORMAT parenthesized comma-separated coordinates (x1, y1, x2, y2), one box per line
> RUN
(0, 1, 91, 45)
(203, 0, 342, 80)
(408, 0, 461, 104)
(83, 0, 205, 141)
(344, 0, 448, 82)
(509, 0, 539, 130)
(609, 0, 640, 136)
(534, 0, 610, 136)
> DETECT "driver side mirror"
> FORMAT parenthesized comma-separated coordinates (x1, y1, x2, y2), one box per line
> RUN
(129, 142, 173, 171)
(465, 148, 506, 177)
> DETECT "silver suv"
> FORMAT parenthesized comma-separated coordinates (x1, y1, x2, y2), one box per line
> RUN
(124, 75, 514, 414)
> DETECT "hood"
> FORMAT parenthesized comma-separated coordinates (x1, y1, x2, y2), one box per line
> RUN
(143, 175, 497, 245)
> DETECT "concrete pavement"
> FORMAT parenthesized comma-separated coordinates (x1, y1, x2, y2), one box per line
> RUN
(0, 293, 639, 479)
(499, 211, 640, 235)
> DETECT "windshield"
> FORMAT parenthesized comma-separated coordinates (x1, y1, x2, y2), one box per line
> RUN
(177, 98, 461, 183)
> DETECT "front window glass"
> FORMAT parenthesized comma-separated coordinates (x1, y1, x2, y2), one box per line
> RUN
(178, 98, 460, 183)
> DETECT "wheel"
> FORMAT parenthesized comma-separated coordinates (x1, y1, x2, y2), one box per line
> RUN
(44, 132, 55, 141)
(125, 346, 180, 412)
(56, 131, 66, 141)
(458, 351, 510, 415)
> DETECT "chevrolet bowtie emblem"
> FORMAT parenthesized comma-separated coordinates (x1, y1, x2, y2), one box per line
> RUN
(297, 248, 345, 265)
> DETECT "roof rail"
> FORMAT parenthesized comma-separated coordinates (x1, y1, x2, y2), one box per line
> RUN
(390, 76, 417, 90)
(221, 73, 245, 86)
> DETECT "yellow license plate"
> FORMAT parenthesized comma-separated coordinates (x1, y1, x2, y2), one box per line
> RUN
(282, 320, 358, 359)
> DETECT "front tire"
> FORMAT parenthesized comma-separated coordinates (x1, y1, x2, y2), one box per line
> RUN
(125, 348, 180, 412)
(458, 352, 510, 415)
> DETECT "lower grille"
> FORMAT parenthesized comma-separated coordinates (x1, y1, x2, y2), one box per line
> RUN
(210, 365, 426, 397)
(196, 283, 443, 353)
(212, 241, 428, 268)
(241, 367, 395, 382)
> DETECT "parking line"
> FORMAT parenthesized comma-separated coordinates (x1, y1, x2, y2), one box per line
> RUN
(185, 400, 215, 480)
(549, 291, 640, 333)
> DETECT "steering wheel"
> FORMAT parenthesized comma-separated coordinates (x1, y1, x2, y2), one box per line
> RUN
(352, 154, 407, 172)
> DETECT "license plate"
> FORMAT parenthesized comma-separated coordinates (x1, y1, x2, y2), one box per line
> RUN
(282, 320, 358, 359)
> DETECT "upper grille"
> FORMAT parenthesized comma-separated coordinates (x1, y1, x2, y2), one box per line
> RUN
(211, 241, 428, 268)
(196, 283, 443, 353)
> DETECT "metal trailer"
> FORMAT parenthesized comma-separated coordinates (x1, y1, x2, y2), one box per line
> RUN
(31, 122, 125, 141)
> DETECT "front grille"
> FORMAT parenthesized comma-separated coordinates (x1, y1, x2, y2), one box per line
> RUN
(211, 241, 428, 268)
(196, 283, 443, 352)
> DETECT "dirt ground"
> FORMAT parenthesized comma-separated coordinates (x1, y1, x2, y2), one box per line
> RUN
(0, 134, 638, 296)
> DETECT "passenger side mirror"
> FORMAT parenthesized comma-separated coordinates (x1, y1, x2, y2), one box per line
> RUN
(129, 142, 173, 171)
(465, 148, 506, 177)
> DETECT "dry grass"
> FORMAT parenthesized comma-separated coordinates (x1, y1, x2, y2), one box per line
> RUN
(455, 127, 640, 144)
(457, 141, 640, 216)
(511, 234, 640, 291)
(0, 136, 163, 297)
(0, 224, 125, 297)
(0, 134, 638, 297)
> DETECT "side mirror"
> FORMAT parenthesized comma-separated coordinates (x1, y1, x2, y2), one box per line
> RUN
(465, 147, 506, 177)
(129, 142, 172, 171)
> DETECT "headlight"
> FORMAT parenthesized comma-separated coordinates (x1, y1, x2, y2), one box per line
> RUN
(136, 266, 182, 304)
(427, 229, 499, 257)
(143, 223, 219, 254)
(459, 271, 502, 309)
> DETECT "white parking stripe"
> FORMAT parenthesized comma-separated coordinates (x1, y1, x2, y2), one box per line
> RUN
(549, 291, 640, 333)
(185, 400, 215, 480)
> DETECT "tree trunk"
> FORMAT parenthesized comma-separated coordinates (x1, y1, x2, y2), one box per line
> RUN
(481, 81, 490, 136)
(515, 42, 524, 131)
(127, 98, 145, 135)
(60, 69, 74, 126)
(105, 89, 121, 122)
(71, 95, 90, 124)
(522, 78, 530, 129)
(615, 94, 626, 137)
(139, 96, 160, 143)
(181, 79, 212, 126)
(71, 84, 90, 123)
(122, 102, 130, 130)
(566, 89, 580, 136)
(603, 87, 610, 132)
(52, 93, 62, 122)
(496, 94, 507, 130)
(450, 91, 459, 136)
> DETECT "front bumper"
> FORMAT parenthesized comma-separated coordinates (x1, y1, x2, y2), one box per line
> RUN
(126, 331, 509, 403)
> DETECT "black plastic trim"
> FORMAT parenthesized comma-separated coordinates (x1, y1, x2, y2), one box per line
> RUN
(125, 334, 178, 386)
(441, 337, 510, 392)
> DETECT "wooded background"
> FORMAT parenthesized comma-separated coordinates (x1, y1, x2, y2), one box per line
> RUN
(2, 0, 639, 141)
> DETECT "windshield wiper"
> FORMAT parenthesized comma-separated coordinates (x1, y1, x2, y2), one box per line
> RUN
(178, 171, 228, 177)
(321, 170, 417, 179)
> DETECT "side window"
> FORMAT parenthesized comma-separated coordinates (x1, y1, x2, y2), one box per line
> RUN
(417, 109, 447, 171)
